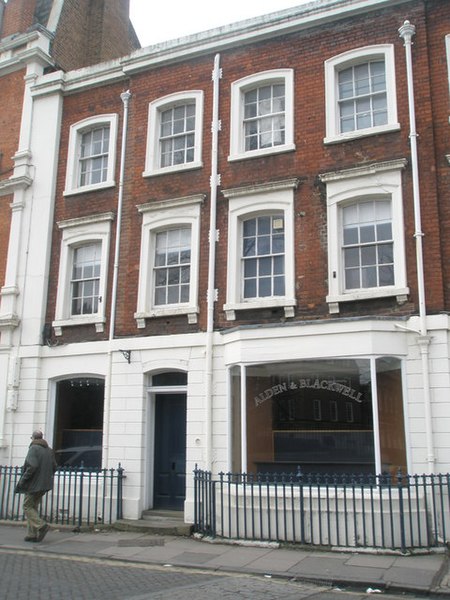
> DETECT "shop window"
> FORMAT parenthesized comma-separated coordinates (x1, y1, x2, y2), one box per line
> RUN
(53, 378, 104, 469)
(231, 357, 407, 478)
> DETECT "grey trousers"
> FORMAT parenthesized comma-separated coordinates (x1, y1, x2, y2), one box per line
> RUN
(23, 491, 46, 536)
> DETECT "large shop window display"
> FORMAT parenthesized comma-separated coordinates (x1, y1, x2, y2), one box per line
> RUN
(231, 357, 407, 478)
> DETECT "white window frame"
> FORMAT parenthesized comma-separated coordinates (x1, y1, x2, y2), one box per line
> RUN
(324, 45, 399, 144)
(53, 212, 114, 335)
(320, 159, 409, 314)
(135, 195, 204, 326)
(144, 91, 203, 177)
(64, 115, 118, 196)
(222, 179, 298, 320)
(229, 69, 295, 162)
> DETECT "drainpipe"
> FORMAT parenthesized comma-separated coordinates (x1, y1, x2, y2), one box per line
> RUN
(205, 55, 221, 470)
(103, 90, 131, 466)
(398, 21, 434, 471)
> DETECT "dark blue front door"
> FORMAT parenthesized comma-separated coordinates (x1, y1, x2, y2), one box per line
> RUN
(154, 394, 186, 510)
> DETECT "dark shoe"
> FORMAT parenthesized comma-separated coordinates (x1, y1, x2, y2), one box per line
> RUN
(24, 536, 37, 542)
(36, 524, 49, 542)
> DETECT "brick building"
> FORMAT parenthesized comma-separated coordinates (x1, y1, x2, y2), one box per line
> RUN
(1, 0, 450, 523)
(0, 0, 138, 457)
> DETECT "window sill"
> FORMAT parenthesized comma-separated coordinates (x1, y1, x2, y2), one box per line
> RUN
(223, 298, 296, 321)
(134, 306, 199, 327)
(63, 181, 115, 197)
(142, 161, 202, 178)
(52, 316, 106, 336)
(326, 286, 409, 314)
(323, 123, 400, 145)
(228, 143, 295, 162)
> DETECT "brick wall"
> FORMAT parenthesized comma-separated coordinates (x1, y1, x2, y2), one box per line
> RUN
(44, 0, 449, 345)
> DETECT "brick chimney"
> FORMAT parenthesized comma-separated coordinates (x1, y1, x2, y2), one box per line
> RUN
(52, 0, 140, 70)
(0, 0, 38, 38)
(0, 0, 140, 70)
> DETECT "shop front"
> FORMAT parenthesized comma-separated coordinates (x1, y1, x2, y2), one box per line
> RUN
(230, 356, 407, 479)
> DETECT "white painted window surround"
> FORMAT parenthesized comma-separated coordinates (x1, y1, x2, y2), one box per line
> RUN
(144, 91, 203, 177)
(319, 159, 409, 314)
(229, 69, 295, 161)
(64, 114, 118, 196)
(53, 212, 114, 335)
(222, 179, 298, 321)
(324, 45, 399, 144)
(135, 195, 204, 326)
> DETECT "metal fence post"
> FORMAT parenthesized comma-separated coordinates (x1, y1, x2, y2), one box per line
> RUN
(116, 463, 124, 520)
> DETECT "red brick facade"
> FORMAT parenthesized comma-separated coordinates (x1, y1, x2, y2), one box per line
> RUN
(43, 0, 450, 345)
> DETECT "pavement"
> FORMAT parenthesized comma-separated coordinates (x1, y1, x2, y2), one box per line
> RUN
(1, 521, 450, 597)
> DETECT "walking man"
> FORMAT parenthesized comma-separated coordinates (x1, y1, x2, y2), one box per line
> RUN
(15, 430, 57, 542)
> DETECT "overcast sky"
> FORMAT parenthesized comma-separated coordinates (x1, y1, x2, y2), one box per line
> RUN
(129, 0, 312, 47)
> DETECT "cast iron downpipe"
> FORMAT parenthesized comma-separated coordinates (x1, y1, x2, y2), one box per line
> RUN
(103, 90, 131, 466)
(205, 55, 221, 470)
(398, 21, 434, 471)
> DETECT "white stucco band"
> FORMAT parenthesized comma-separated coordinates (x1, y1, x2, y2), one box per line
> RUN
(2, 313, 450, 521)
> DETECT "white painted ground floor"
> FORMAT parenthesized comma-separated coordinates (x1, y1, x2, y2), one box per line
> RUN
(1, 313, 449, 522)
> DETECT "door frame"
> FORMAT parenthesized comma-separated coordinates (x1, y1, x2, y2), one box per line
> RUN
(145, 374, 187, 510)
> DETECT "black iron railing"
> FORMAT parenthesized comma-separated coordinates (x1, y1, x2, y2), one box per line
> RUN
(194, 467, 450, 551)
(0, 464, 125, 527)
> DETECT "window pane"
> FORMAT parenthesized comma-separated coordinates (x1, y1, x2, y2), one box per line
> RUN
(243, 82, 285, 151)
(345, 268, 360, 289)
(244, 279, 256, 298)
(361, 245, 376, 266)
(153, 227, 191, 306)
(79, 127, 110, 187)
(243, 237, 256, 257)
(258, 217, 271, 235)
(376, 222, 392, 241)
(377, 242, 393, 264)
(71, 242, 101, 316)
(344, 247, 360, 268)
(259, 277, 271, 297)
(343, 226, 359, 245)
(362, 266, 377, 287)
(338, 60, 386, 133)
(360, 224, 375, 243)
(259, 256, 272, 276)
(257, 235, 270, 255)
(158, 102, 196, 167)
(244, 258, 257, 277)
(273, 275, 285, 295)
(379, 265, 394, 286)
(242, 214, 285, 300)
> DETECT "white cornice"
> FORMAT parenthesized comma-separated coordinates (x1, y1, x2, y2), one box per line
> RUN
(137, 194, 206, 214)
(319, 158, 408, 182)
(31, 0, 412, 95)
(57, 212, 115, 230)
(121, 0, 412, 75)
(222, 178, 300, 199)
(0, 175, 33, 197)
